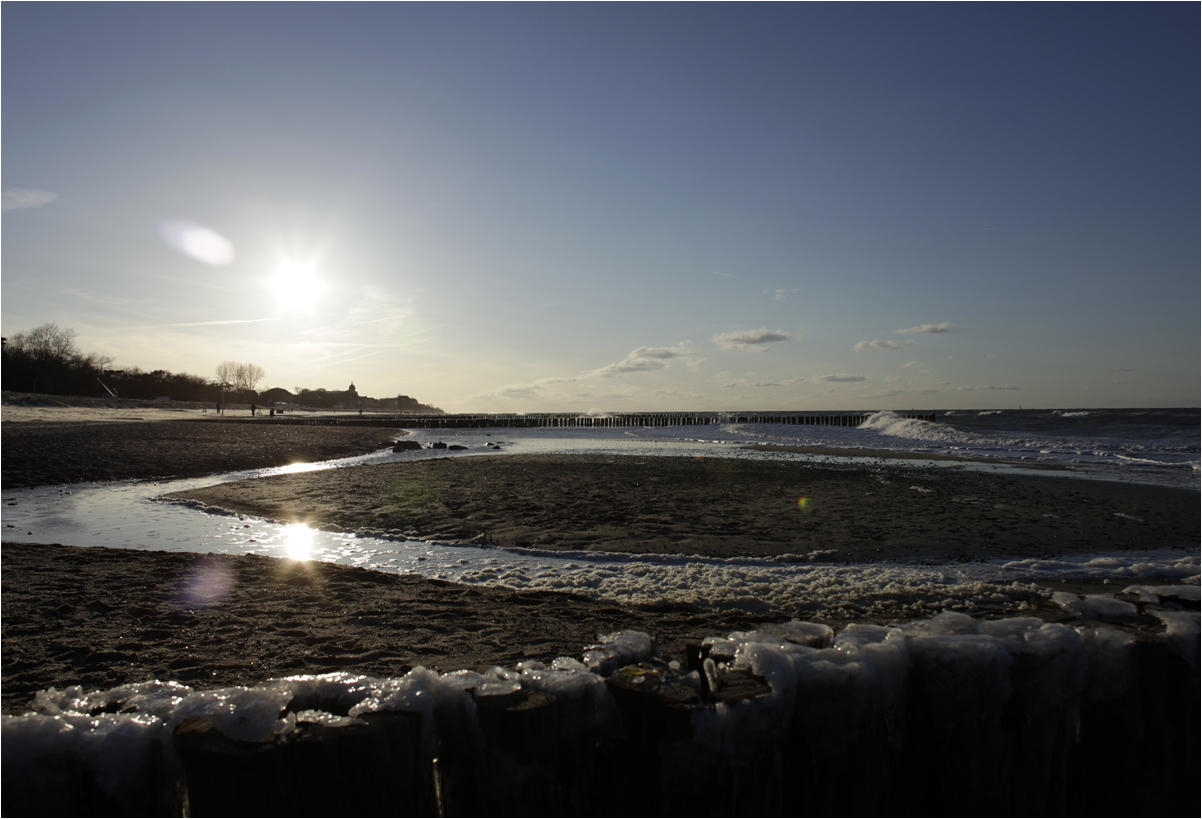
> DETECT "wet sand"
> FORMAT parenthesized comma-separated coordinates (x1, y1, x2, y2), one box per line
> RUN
(168, 453, 1198, 562)
(1, 418, 397, 489)
(2, 409, 1197, 714)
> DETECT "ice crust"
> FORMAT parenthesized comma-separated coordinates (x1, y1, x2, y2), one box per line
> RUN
(3, 603, 1196, 813)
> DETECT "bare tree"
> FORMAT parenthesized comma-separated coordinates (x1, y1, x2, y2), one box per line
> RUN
(215, 360, 239, 388)
(241, 362, 266, 391)
(3, 323, 112, 394)
(215, 360, 266, 392)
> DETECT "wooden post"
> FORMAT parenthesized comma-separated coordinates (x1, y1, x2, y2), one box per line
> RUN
(173, 710, 429, 817)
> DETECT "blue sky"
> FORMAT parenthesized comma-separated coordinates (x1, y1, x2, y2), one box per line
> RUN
(3, 3, 1198, 411)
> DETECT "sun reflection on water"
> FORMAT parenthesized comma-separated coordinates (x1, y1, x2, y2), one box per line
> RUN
(280, 523, 317, 560)
(267, 461, 330, 477)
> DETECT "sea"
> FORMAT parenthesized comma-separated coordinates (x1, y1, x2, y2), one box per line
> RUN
(1, 408, 1198, 615)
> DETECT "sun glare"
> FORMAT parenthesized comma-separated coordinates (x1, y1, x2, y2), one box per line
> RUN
(269, 260, 326, 312)
(280, 523, 317, 560)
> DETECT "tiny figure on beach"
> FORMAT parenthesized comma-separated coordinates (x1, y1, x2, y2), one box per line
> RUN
(250, 403, 257, 417)
(269, 407, 275, 417)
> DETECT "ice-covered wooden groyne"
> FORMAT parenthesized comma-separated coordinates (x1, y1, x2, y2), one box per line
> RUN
(216, 411, 937, 429)
(3, 589, 1197, 817)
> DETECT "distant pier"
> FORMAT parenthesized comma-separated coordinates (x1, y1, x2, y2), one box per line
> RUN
(224, 411, 936, 429)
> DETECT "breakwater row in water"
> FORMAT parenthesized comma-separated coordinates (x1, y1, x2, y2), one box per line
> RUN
(4, 592, 1197, 817)
(214, 411, 936, 429)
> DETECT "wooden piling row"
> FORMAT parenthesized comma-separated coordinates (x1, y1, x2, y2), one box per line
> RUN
(216, 411, 936, 429)
(2, 622, 1197, 817)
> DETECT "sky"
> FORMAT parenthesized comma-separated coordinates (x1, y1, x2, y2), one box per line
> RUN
(3, 3, 1198, 412)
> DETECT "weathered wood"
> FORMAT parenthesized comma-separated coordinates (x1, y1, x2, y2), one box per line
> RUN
(173, 710, 428, 817)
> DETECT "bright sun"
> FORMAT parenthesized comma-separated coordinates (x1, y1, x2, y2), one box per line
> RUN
(269, 260, 326, 312)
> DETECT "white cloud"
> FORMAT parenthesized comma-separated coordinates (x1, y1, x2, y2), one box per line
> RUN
(897, 322, 953, 334)
(627, 341, 699, 359)
(983, 384, 1022, 390)
(902, 360, 921, 368)
(536, 376, 577, 384)
(592, 341, 700, 377)
(748, 381, 781, 387)
(713, 328, 793, 351)
(815, 373, 867, 382)
(594, 358, 668, 377)
(3, 189, 58, 210)
(854, 340, 913, 351)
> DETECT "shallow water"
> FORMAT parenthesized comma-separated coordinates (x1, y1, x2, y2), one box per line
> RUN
(2, 424, 1197, 612)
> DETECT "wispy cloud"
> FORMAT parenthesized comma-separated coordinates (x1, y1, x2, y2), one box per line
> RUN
(983, 384, 1022, 390)
(764, 288, 801, 301)
(713, 328, 793, 351)
(60, 288, 156, 311)
(305, 286, 415, 343)
(592, 341, 700, 377)
(3, 189, 58, 210)
(628, 343, 698, 359)
(861, 387, 942, 398)
(897, 322, 953, 334)
(595, 358, 669, 377)
(120, 318, 276, 330)
(854, 340, 914, 351)
(652, 387, 705, 400)
(470, 383, 544, 402)
(713, 271, 737, 278)
(815, 373, 867, 382)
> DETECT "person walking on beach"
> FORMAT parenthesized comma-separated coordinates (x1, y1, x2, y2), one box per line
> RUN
(250, 403, 257, 417)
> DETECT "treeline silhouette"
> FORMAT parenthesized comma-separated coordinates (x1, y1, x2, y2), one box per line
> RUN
(3, 323, 119, 397)
(2, 322, 441, 412)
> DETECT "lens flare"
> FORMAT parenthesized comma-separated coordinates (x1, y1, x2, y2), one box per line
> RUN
(157, 219, 235, 266)
(178, 563, 234, 609)
(798, 496, 811, 511)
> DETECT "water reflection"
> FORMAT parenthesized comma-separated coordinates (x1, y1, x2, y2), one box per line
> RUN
(279, 523, 316, 560)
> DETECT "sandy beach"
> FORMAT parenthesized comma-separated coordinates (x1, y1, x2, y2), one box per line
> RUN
(1, 415, 396, 489)
(2, 404, 1197, 714)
